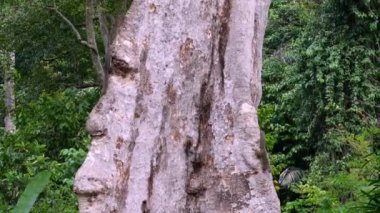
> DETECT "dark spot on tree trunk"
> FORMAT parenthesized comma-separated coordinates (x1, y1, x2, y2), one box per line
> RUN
(180, 38, 194, 65)
(141, 200, 150, 213)
(166, 82, 177, 104)
(184, 138, 193, 158)
(116, 136, 124, 149)
(110, 57, 138, 78)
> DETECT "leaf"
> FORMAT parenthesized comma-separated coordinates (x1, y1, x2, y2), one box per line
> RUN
(279, 167, 305, 187)
(12, 171, 51, 213)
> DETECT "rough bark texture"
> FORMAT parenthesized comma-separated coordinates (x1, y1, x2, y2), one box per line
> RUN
(74, 0, 280, 212)
(3, 52, 16, 133)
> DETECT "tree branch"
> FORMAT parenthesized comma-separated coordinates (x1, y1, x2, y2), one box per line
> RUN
(62, 82, 100, 89)
(50, 7, 98, 54)
(49, 1, 105, 86)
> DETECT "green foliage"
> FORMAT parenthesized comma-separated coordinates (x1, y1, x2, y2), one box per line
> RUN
(0, 89, 98, 211)
(0, 0, 96, 97)
(12, 171, 51, 213)
(262, 0, 380, 211)
(0, 0, 132, 211)
(282, 148, 379, 212)
(265, 0, 317, 56)
(16, 89, 99, 157)
(283, 184, 340, 212)
(0, 0, 115, 210)
(359, 152, 380, 212)
(31, 148, 87, 213)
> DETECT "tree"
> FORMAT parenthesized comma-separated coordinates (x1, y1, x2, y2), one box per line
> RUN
(74, 0, 280, 212)
(1, 51, 16, 133)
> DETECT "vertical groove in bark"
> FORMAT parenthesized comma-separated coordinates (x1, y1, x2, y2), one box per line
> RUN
(75, 0, 280, 212)
(185, 78, 215, 211)
(218, 0, 231, 90)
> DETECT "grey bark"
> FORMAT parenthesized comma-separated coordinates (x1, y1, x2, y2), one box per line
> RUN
(2, 52, 16, 133)
(74, 0, 280, 212)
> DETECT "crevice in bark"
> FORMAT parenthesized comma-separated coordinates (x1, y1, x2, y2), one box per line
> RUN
(139, 48, 153, 95)
(114, 94, 142, 209)
(90, 128, 108, 138)
(140, 102, 169, 207)
(218, 0, 232, 90)
(207, 12, 219, 93)
(147, 159, 155, 199)
(141, 200, 150, 213)
(110, 57, 138, 78)
(185, 78, 215, 209)
(142, 159, 155, 213)
(197, 83, 213, 151)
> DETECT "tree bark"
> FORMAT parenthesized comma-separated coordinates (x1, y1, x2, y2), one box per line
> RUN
(2, 51, 16, 133)
(74, 0, 280, 212)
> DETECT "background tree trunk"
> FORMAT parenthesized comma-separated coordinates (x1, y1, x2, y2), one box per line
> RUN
(2, 51, 16, 133)
(74, 0, 280, 212)
(85, 0, 105, 84)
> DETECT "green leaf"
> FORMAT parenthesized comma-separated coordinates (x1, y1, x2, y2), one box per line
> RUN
(12, 171, 51, 213)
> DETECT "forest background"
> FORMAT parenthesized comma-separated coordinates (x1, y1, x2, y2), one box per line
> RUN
(0, 0, 379, 212)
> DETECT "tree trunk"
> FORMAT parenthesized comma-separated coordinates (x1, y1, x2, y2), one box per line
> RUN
(85, 0, 105, 84)
(74, 0, 280, 212)
(2, 51, 16, 133)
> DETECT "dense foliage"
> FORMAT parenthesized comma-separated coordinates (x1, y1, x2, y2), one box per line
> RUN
(0, 0, 102, 212)
(0, 0, 379, 212)
(260, 0, 380, 211)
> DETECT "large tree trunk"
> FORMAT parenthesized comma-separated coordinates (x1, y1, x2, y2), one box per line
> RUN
(74, 0, 280, 212)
